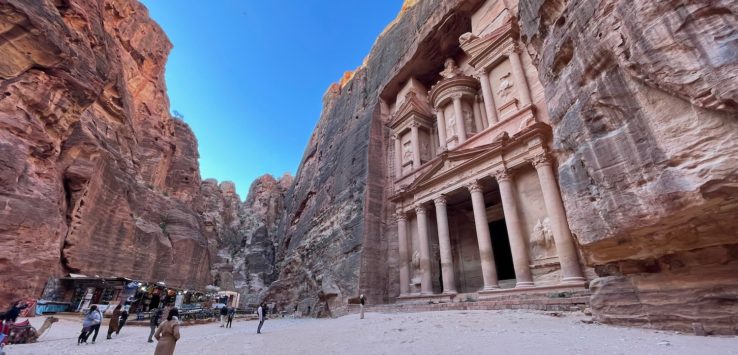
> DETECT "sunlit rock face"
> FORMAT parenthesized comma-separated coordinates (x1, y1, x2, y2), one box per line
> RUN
(518, 0, 738, 334)
(267, 0, 485, 317)
(0, 0, 211, 305)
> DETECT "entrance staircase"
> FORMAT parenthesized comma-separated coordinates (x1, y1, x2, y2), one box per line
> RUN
(365, 285, 590, 314)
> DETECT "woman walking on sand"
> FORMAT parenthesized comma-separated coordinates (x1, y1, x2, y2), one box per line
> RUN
(78, 305, 101, 345)
(154, 308, 180, 355)
(106, 304, 122, 339)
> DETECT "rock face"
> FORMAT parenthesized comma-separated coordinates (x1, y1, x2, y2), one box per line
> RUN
(196, 174, 292, 306)
(267, 0, 484, 317)
(0, 0, 211, 306)
(518, 0, 738, 334)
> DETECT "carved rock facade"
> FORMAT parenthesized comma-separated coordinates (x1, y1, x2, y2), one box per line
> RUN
(518, 0, 738, 334)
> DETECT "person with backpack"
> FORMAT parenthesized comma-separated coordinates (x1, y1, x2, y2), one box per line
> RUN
(147, 307, 163, 343)
(77, 305, 101, 345)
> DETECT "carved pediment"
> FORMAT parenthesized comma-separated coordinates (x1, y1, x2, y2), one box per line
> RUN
(459, 16, 519, 69)
(407, 142, 503, 191)
(388, 91, 433, 129)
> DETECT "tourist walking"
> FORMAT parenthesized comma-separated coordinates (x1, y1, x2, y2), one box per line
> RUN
(226, 307, 235, 328)
(106, 304, 122, 339)
(219, 305, 228, 327)
(77, 305, 101, 345)
(359, 294, 366, 319)
(256, 303, 266, 334)
(89, 306, 103, 343)
(117, 308, 129, 335)
(148, 307, 163, 343)
(154, 308, 180, 355)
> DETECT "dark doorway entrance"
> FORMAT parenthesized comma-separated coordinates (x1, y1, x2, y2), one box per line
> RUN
(489, 220, 515, 280)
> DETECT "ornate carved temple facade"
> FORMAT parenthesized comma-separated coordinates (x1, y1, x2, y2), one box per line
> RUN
(381, 0, 592, 302)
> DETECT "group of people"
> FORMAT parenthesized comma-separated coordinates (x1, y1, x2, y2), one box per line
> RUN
(218, 305, 236, 328)
(78, 304, 180, 355)
(76, 304, 129, 344)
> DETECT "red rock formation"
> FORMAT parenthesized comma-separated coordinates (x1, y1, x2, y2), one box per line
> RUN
(518, 0, 738, 334)
(0, 0, 210, 306)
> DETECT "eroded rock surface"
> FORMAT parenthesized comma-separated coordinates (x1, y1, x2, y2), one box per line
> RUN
(518, 0, 738, 334)
(0, 0, 211, 305)
(196, 174, 292, 306)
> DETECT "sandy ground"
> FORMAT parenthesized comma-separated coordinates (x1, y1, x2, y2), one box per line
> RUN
(4, 310, 738, 355)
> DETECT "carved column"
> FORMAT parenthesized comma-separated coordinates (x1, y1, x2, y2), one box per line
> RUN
(393, 134, 402, 178)
(508, 49, 532, 108)
(435, 108, 447, 151)
(410, 123, 422, 169)
(452, 94, 468, 144)
(476, 69, 499, 125)
(415, 204, 433, 294)
(495, 169, 534, 287)
(434, 195, 456, 294)
(468, 181, 499, 290)
(472, 95, 484, 133)
(532, 154, 585, 283)
(396, 212, 410, 296)
(476, 95, 489, 130)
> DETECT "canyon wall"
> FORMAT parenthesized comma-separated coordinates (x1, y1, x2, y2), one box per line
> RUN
(0, 0, 214, 305)
(267, 0, 484, 316)
(518, 0, 738, 334)
(197, 174, 292, 306)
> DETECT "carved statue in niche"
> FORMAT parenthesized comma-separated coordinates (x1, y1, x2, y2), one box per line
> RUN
(410, 250, 422, 289)
(463, 107, 474, 133)
(531, 217, 556, 260)
(446, 111, 457, 138)
(440, 58, 461, 79)
(403, 141, 413, 163)
(420, 140, 429, 161)
(497, 72, 514, 102)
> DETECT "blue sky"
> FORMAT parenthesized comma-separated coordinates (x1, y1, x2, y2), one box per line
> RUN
(140, 1, 402, 198)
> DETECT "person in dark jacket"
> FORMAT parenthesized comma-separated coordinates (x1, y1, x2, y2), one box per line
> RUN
(148, 308, 163, 343)
(219, 306, 228, 327)
(359, 294, 366, 319)
(226, 307, 235, 328)
(1, 301, 28, 323)
(117, 308, 129, 335)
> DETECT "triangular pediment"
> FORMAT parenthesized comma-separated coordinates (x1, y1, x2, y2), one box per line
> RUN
(459, 16, 518, 68)
(389, 91, 433, 128)
(407, 141, 504, 191)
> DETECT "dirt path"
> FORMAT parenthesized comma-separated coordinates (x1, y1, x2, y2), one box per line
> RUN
(6, 310, 737, 355)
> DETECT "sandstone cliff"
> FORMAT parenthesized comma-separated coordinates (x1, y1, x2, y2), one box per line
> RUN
(0, 0, 212, 305)
(197, 174, 292, 306)
(518, 0, 738, 334)
(267, 0, 484, 316)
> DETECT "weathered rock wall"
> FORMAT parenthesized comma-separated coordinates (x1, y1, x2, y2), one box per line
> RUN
(0, 0, 212, 306)
(196, 174, 292, 306)
(268, 0, 484, 316)
(518, 0, 738, 334)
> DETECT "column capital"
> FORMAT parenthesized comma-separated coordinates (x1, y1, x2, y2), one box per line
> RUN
(474, 68, 489, 79)
(433, 195, 447, 206)
(414, 204, 427, 215)
(410, 121, 422, 128)
(451, 92, 464, 100)
(531, 153, 552, 168)
(494, 169, 512, 182)
(395, 211, 408, 222)
(467, 181, 483, 193)
(391, 133, 400, 140)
